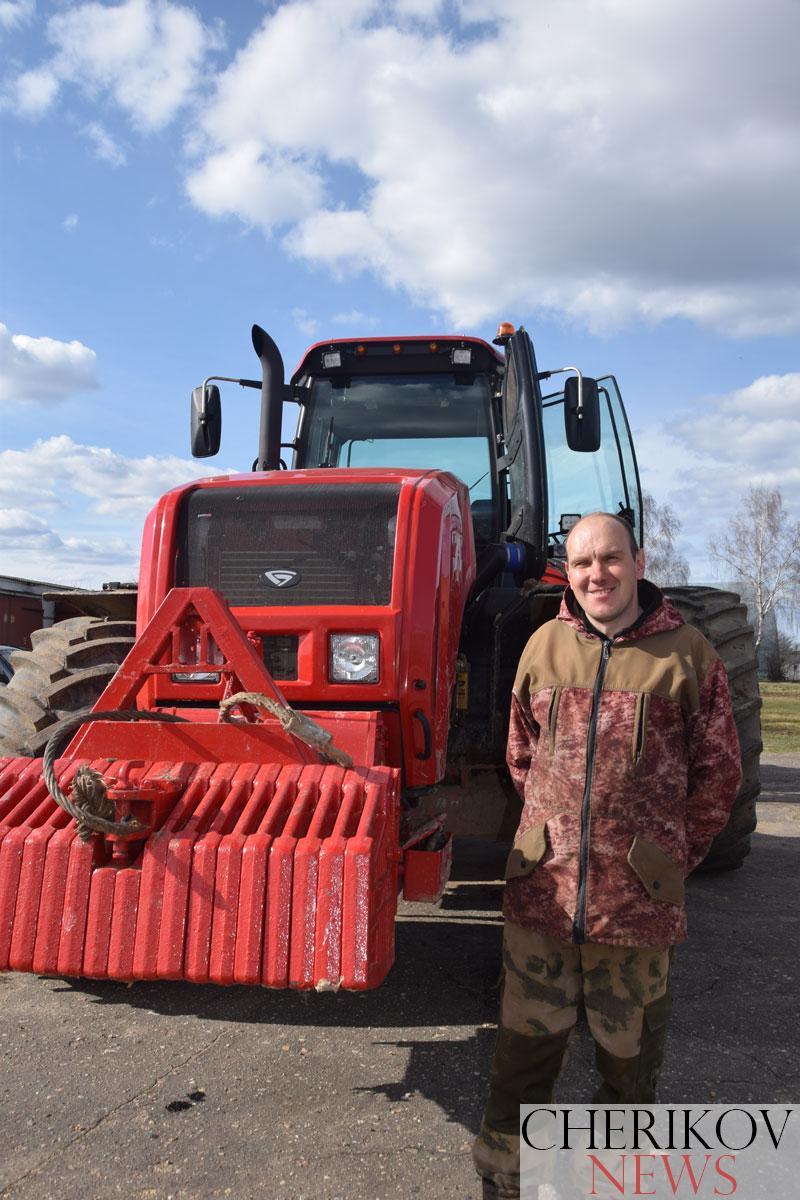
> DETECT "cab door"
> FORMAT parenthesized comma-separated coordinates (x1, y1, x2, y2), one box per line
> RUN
(539, 373, 643, 550)
(497, 328, 548, 579)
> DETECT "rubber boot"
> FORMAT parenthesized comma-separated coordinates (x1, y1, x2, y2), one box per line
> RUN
(483, 1025, 572, 1131)
(474, 1026, 572, 1200)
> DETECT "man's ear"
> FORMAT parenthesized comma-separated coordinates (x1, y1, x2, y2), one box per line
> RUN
(635, 548, 646, 579)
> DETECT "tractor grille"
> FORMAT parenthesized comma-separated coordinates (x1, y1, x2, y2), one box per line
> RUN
(175, 484, 400, 607)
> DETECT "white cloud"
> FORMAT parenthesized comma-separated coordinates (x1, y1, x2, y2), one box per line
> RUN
(0, 323, 97, 404)
(330, 309, 380, 329)
(183, 0, 800, 336)
(9, 0, 222, 131)
(392, 0, 443, 16)
(636, 372, 800, 578)
(707, 373, 800, 422)
(84, 121, 126, 167)
(12, 66, 60, 115)
(668, 374, 800, 484)
(62, 212, 79, 232)
(5, 1, 797, 337)
(0, 506, 139, 587)
(186, 140, 323, 230)
(0, 435, 216, 515)
(0, 0, 34, 33)
(0, 508, 58, 548)
(0, 436, 225, 586)
(291, 307, 319, 338)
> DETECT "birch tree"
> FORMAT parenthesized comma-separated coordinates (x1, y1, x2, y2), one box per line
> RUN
(642, 491, 689, 586)
(708, 485, 800, 650)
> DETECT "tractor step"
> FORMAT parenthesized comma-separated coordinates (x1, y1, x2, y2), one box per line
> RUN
(0, 756, 399, 990)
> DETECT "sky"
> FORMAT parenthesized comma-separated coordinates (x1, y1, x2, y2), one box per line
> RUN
(1, 0, 798, 591)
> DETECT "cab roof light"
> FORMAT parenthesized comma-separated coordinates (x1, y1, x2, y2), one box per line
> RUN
(493, 321, 516, 346)
(451, 347, 472, 366)
(356, 344, 366, 355)
(392, 343, 403, 354)
(322, 350, 342, 369)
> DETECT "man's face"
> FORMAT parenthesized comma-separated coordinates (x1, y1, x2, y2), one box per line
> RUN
(566, 516, 645, 636)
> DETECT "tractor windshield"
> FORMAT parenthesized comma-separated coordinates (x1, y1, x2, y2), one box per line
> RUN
(298, 374, 493, 491)
(541, 375, 642, 548)
(295, 372, 498, 543)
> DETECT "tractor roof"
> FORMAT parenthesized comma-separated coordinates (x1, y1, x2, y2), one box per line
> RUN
(291, 334, 503, 383)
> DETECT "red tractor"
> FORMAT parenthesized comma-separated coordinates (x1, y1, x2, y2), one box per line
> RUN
(0, 324, 760, 990)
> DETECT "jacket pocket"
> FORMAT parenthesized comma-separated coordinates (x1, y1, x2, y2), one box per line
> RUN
(547, 687, 563, 754)
(627, 835, 684, 906)
(505, 823, 547, 880)
(631, 692, 650, 765)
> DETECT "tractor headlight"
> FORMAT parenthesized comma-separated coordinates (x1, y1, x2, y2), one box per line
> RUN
(329, 633, 379, 683)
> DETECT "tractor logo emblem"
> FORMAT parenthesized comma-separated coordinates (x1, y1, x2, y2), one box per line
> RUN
(261, 569, 302, 588)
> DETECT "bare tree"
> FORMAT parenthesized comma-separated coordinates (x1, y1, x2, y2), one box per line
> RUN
(708, 485, 800, 650)
(642, 491, 689, 586)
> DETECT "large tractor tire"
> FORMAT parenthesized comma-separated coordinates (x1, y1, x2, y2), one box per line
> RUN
(0, 617, 136, 759)
(663, 586, 761, 870)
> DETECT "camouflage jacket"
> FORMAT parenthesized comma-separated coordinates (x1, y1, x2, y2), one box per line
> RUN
(504, 582, 742, 947)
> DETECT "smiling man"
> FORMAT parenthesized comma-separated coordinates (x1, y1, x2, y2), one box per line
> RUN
(473, 512, 742, 1200)
(566, 512, 644, 635)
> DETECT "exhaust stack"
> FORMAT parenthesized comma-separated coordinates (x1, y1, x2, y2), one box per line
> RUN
(252, 324, 285, 471)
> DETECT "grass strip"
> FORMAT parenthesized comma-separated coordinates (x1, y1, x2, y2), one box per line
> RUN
(759, 681, 800, 753)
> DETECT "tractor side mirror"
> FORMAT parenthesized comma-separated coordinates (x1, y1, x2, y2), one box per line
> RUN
(190, 384, 222, 457)
(564, 376, 601, 452)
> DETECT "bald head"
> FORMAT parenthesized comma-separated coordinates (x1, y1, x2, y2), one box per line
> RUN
(565, 512, 638, 559)
(565, 513, 645, 637)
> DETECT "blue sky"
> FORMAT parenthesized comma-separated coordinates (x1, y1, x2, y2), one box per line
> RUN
(1, 0, 798, 588)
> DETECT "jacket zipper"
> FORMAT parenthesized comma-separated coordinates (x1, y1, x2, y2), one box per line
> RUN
(572, 636, 612, 943)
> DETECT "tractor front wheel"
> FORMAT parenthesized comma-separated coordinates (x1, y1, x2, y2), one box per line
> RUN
(664, 586, 762, 870)
(0, 617, 136, 758)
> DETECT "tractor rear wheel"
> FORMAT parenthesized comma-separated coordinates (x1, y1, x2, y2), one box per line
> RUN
(663, 586, 762, 870)
(0, 618, 136, 758)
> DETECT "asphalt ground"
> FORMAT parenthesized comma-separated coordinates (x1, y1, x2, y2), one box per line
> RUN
(1, 754, 798, 1200)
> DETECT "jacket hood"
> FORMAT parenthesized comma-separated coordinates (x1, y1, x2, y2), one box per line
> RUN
(559, 578, 685, 643)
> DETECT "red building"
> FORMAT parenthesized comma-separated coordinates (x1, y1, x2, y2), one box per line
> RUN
(0, 574, 79, 651)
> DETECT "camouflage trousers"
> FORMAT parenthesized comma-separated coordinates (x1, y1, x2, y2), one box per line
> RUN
(472, 922, 672, 1198)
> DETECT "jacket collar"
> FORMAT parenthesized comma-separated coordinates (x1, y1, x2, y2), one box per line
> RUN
(559, 579, 684, 643)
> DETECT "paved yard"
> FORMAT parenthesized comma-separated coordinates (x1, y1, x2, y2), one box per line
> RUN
(1, 757, 797, 1200)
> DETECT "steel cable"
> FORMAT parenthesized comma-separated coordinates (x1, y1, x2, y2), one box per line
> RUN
(42, 710, 188, 842)
(219, 691, 353, 768)
(42, 691, 354, 843)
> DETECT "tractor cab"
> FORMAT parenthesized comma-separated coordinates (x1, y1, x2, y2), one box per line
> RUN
(287, 326, 643, 583)
(191, 322, 642, 589)
(290, 336, 503, 552)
